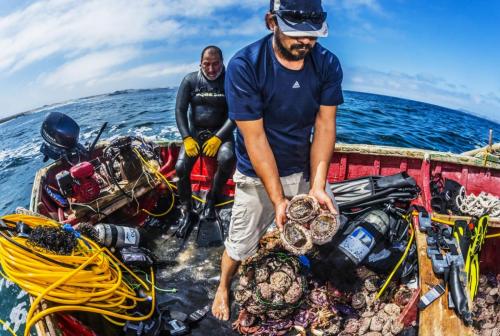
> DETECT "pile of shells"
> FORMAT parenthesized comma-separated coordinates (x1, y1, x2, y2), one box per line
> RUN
(472, 273, 500, 336)
(233, 249, 307, 334)
(281, 195, 339, 255)
(295, 271, 412, 336)
(233, 258, 417, 335)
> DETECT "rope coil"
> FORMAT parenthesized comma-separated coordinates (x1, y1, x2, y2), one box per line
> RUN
(456, 187, 500, 217)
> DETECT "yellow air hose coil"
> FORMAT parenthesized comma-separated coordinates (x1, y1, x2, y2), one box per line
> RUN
(0, 214, 155, 336)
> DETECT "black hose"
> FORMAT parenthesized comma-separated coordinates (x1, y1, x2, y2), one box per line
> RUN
(88, 122, 108, 154)
(448, 262, 473, 325)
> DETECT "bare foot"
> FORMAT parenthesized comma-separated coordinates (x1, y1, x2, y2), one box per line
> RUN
(212, 286, 230, 321)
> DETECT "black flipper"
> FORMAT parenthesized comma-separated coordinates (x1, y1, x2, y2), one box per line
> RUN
(374, 172, 417, 189)
(331, 172, 420, 211)
(332, 176, 377, 204)
(196, 216, 224, 247)
(175, 208, 198, 240)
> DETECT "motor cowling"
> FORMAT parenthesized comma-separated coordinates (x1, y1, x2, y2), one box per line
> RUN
(40, 112, 88, 162)
(69, 162, 100, 203)
(41, 112, 80, 149)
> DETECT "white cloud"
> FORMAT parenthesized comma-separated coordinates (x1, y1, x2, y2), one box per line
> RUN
(208, 14, 267, 37)
(326, 0, 393, 42)
(0, 0, 262, 75)
(0, 0, 182, 73)
(330, 0, 385, 19)
(0, 0, 265, 80)
(343, 66, 500, 122)
(0, 0, 268, 118)
(104, 62, 198, 83)
(40, 48, 141, 87)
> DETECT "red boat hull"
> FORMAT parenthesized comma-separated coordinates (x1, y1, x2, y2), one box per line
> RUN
(158, 143, 500, 274)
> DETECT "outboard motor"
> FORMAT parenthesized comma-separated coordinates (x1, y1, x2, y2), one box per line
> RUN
(40, 112, 88, 163)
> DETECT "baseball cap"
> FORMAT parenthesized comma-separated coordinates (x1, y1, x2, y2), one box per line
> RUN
(270, 0, 328, 38)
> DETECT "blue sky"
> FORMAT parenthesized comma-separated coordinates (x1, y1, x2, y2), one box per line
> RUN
(0, 0, 499, 122)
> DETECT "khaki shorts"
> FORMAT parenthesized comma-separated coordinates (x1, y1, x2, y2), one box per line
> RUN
(224, 170, 336, 261)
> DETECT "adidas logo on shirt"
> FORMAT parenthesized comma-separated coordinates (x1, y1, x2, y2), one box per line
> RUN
(292, 81, 301, 89)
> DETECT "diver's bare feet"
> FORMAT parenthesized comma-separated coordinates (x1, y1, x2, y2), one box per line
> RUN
(212, 286, 230, 320)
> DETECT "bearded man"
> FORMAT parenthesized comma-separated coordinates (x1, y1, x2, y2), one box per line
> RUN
(212, 0, 344, 320)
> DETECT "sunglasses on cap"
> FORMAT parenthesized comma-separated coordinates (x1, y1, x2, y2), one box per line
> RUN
(274, 10, 327, 25)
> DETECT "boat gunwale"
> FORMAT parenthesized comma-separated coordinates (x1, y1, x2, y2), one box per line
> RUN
(153, 141, 500, 170)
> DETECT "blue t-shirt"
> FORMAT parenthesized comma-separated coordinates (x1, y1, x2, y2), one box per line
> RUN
(226, 34, 343, 177)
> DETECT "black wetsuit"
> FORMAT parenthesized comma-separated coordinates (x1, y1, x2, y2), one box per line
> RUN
(175, 70, 235, 210)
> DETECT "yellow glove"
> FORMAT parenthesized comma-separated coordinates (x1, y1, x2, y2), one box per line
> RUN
(183, 136, 200, 157)
(202, 136, 222, 157)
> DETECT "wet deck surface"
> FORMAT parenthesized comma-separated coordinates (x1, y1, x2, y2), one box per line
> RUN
(147, 207, 240, 335)
(0, 274, 36, 336)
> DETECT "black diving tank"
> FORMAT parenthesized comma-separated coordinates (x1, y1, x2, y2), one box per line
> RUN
(333, 209, 390, 269)
(94, 223, 141, 249)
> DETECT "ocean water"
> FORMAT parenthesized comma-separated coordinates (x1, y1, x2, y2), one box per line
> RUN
(0, 88, 499, 215)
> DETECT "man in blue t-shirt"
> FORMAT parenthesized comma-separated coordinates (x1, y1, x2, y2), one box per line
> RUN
(212, 0, 344, 320)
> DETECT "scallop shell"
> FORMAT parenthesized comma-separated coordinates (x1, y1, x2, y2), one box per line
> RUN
(286, 195, 320, 224)
(257, 283, 273, 300)
(369, 316, 384, 332)
(280, 221, 313, 255)
(310, 212, 339, 245)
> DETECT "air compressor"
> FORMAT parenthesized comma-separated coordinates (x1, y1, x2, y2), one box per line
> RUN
(55, 161, 101, 203)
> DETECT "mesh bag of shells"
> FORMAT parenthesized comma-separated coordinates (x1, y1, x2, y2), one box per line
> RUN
(233, 231, 420, 335)
(281, 194, 340, 255)
(233, 242, 308, 335)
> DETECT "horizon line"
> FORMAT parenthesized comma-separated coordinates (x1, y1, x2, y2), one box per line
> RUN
(1, 87, 499, 126)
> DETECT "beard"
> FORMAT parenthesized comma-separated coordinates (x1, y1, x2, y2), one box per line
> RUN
(274, 30, 313, 61)
(201, 66, 224, 81)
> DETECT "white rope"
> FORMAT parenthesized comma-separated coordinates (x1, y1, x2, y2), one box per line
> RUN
(456, 187, 500, 217)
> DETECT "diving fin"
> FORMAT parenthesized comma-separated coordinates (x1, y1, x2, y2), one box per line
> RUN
(453, 220, 472, 261)
(196, 215, 224, 247)
(448, 261, 473, 325)
(374, 172, 417, 189)
(174, 208, 198, 240)
(332, 173, 419, 210)
(462, 216, 489, 300)
(332, 176, 375, 200)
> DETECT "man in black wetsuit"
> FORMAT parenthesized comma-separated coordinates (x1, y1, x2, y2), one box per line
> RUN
(174, 46, 235, 238)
